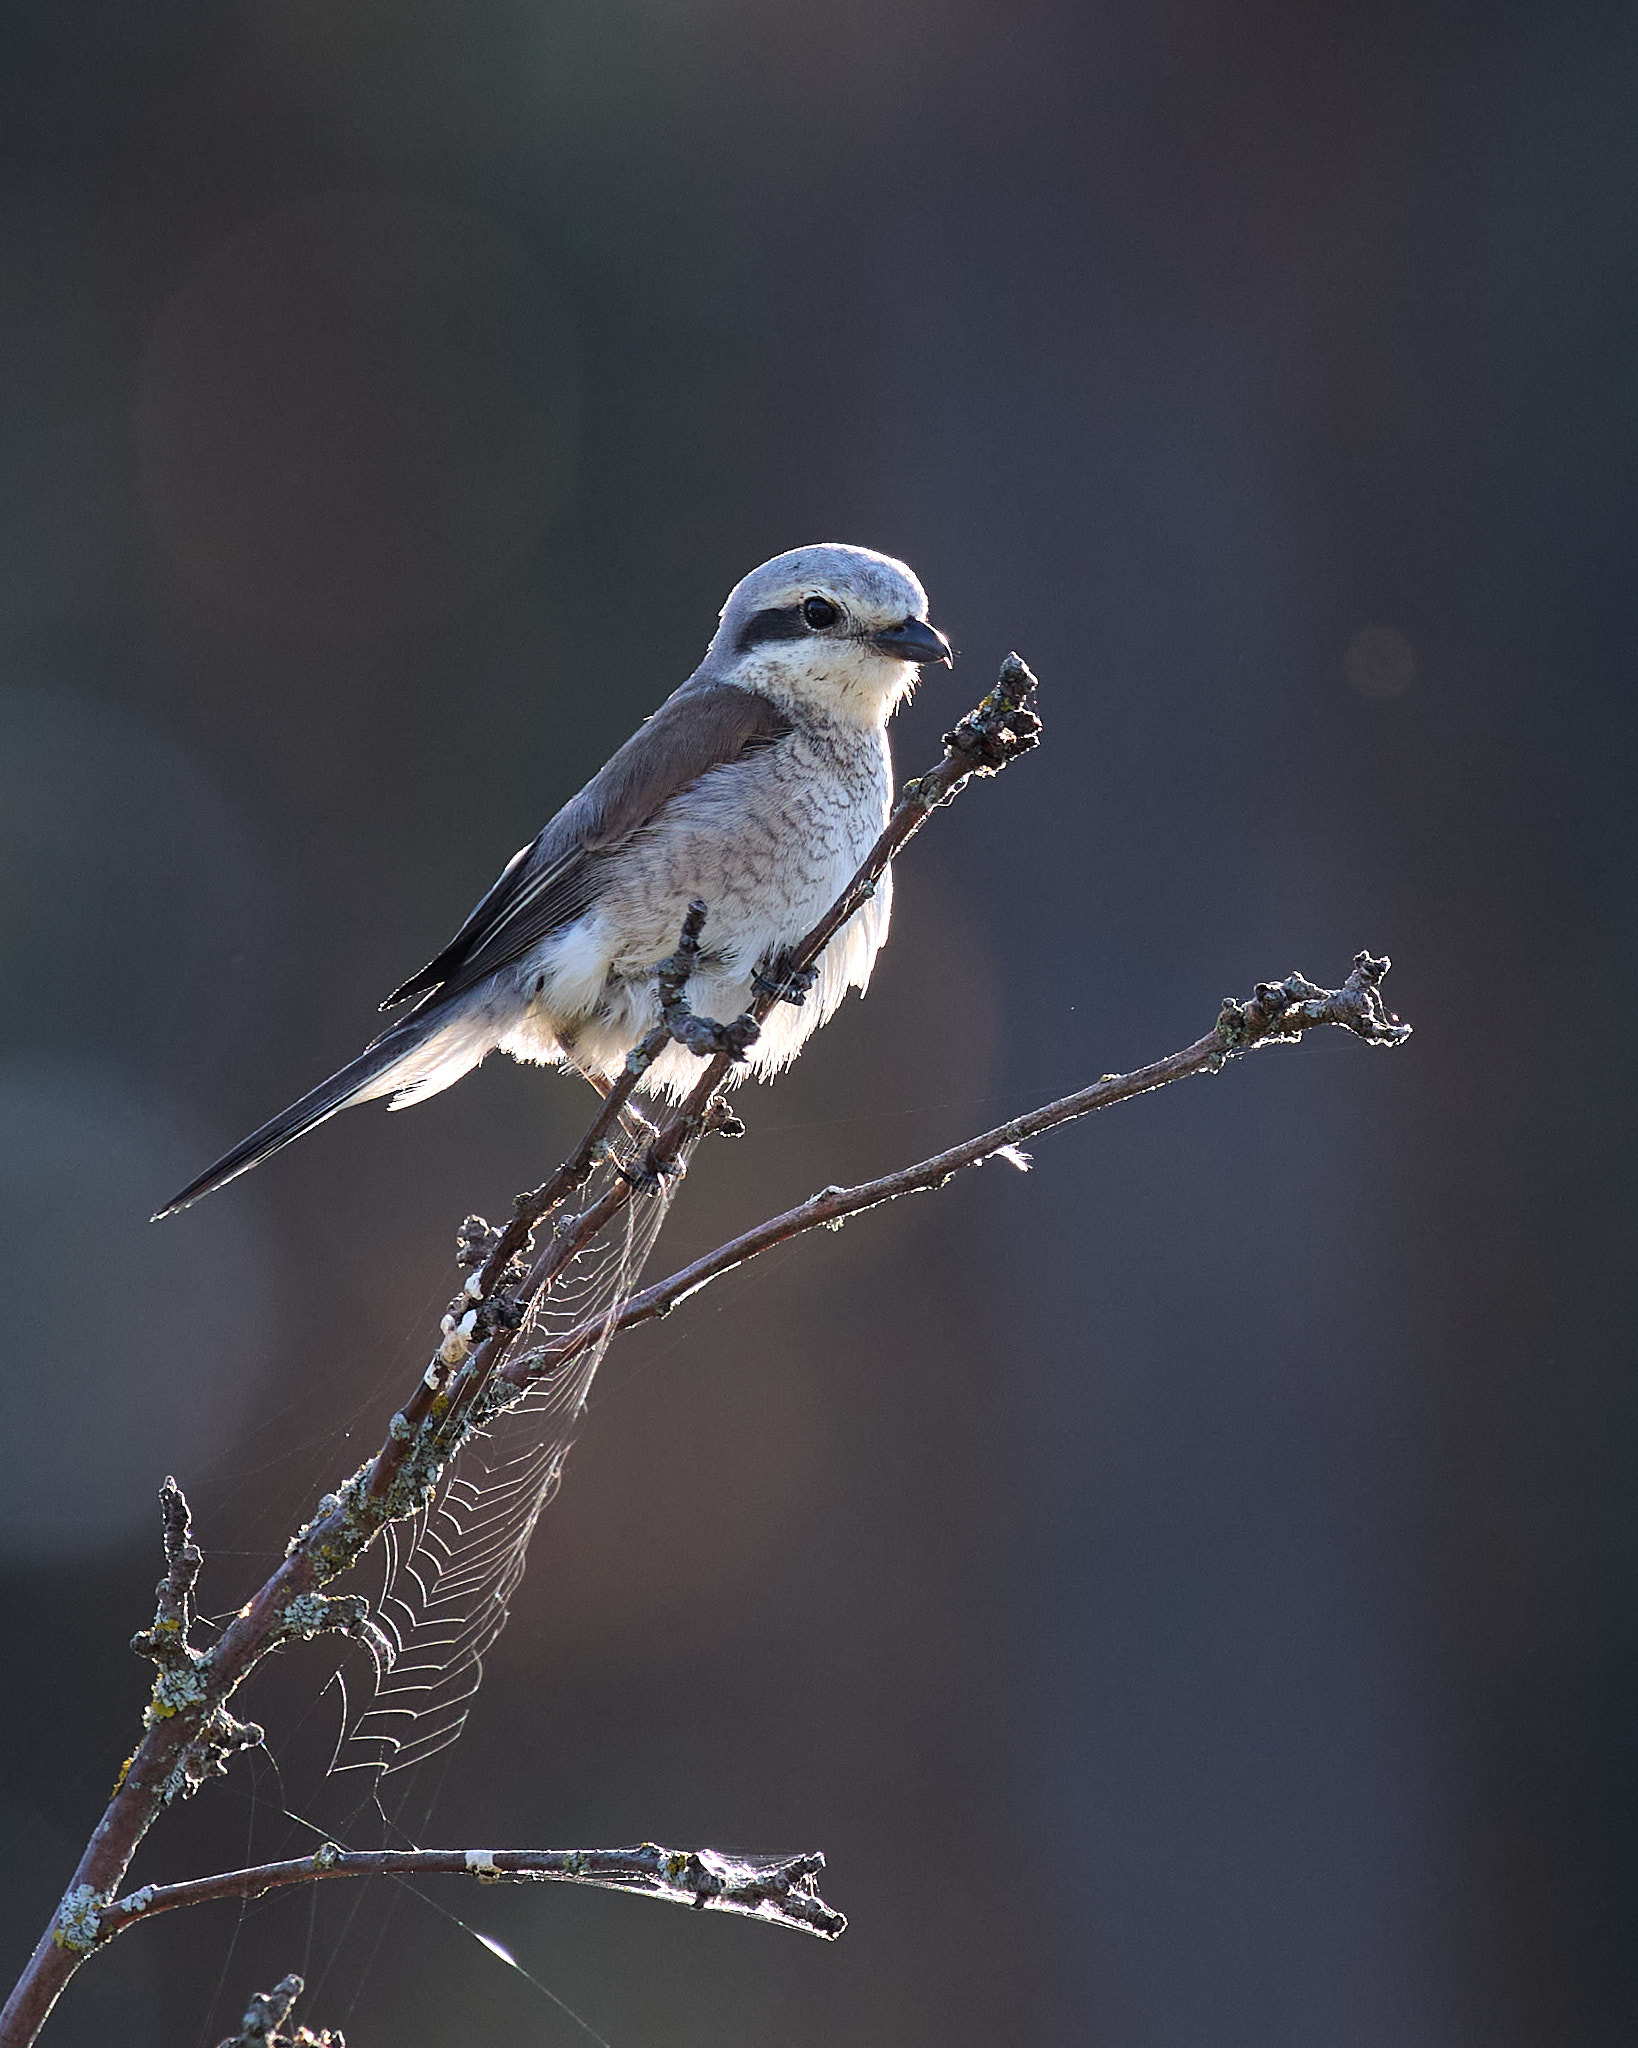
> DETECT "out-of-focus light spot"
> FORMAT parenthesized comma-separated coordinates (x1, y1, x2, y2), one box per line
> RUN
(136, 191, 579, 637)
(1344, 624, 1416, 699)
(0, 1066, 279, 1560)
(241, 0, 723, 172)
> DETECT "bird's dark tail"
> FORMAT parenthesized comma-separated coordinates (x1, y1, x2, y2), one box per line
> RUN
(152, 1007, 480, 1219)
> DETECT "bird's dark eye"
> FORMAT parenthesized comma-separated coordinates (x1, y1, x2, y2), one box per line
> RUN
(802, 595, 839, 630)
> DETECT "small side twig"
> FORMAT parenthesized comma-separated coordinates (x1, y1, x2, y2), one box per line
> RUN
(124, 1481, 263, 1810)
(128, 1477, 200, 1664)
(216, 1974, 339, 2048)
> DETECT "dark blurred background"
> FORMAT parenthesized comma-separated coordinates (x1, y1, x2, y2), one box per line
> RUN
(3, 1, 1636, 2042)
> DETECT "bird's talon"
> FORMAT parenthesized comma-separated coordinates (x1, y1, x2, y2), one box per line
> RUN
(753, 954, 818, 1007)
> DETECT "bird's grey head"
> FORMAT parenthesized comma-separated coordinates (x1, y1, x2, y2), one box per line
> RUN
(705, 543, 951, 725)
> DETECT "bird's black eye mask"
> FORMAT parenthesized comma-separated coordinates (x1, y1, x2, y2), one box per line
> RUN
(735, 598, 841, 652)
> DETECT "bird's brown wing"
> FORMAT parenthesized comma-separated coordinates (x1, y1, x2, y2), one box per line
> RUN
(380, 683, 792, 1013)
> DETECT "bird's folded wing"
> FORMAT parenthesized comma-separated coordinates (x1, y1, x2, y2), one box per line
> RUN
(380, 682, 792, 1012)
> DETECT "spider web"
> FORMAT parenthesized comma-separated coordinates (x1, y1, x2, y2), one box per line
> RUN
(326, 1144, 677, 1781)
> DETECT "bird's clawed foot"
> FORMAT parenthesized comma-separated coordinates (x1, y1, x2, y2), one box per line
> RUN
(666, 1009, 761, 1059)
(752, 950, 818, 1007)
(655, 900, 762, 1060)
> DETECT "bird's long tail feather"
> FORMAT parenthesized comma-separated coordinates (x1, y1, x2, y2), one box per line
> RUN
(152, 1004, 489, 1219)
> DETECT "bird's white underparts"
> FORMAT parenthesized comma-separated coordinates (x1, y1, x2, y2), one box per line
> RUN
(156, 543, 952, 1217)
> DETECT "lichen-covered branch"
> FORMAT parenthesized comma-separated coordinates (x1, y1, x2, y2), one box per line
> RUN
(1, 641, 1416, 2048)
(124, 1477, 263, 1814)
(0, 657, 1041, 2048)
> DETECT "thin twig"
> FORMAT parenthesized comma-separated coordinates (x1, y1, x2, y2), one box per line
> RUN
(507, 954, 1411, 1383)
(93, 1844, 843, 1944)
(127, 1477, 201, 1662)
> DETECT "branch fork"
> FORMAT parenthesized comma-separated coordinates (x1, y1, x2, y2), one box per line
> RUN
(5, 663, 1047, 2044)
(1213, 952, 1411, 1061)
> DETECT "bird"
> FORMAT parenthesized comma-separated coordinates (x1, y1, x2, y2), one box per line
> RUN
(155, 543, 952, 1217)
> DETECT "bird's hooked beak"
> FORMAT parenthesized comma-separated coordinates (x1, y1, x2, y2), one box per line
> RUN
(870, 616, 953, 666)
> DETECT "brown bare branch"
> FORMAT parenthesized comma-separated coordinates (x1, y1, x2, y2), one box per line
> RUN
(505, 954, 1412, 1385)
(1, 644, 1414, 2048)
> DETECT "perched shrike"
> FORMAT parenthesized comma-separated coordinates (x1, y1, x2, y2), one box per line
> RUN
(156, 544, 951, 1217)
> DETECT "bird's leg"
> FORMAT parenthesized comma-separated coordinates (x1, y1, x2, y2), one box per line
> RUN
(751, 947, 818, 1007)
(653, 899, 763, 1058)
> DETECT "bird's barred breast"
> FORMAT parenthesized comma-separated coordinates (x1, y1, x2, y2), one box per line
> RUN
(599, 718, 891, 978)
